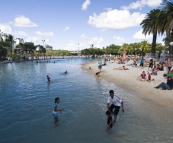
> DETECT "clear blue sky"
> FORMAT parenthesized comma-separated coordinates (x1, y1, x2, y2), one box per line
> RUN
(0, 0, 163, 50)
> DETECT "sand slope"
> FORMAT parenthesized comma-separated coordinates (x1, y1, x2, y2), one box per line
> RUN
(81, 60, 173, 109)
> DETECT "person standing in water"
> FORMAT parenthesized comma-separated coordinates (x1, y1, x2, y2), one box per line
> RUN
(98, 60, 102, 72)
(105, 110, 113, 131)
(52, 97, 64, 123)
(107, 90, 124, 123)
(47, 75, 50, 82)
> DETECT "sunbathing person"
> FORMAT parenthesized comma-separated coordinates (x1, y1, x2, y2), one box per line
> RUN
(137, 71, 146, 81)
(113, 66, 129, 70)
(117, 59, 125, 64)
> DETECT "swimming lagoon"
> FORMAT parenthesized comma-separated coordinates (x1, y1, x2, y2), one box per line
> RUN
(0, 58, 173, 143)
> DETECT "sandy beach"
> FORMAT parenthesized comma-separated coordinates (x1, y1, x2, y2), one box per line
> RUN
(81, 59, 173, 109)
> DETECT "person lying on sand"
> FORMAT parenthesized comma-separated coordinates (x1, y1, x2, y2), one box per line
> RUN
(126, 60, 137, 67)
(117, 59, 125, 64)
(113, 66, 129, 70)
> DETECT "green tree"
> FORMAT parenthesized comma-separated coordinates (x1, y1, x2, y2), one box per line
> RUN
(140, 9, 163, 54)
(160, 0, 173, 54)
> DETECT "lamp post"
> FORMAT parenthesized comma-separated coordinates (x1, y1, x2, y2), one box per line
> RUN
(42, 40, 45, 47)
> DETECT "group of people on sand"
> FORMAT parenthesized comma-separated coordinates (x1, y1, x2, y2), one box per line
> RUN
(137, 71, 154, 82)
(53, 89, 125, 131)
(96, 56, 173, 91)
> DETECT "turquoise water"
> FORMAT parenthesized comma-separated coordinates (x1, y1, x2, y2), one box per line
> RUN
(1, 58, 173, 143)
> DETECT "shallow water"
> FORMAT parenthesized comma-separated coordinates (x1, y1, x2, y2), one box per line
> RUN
(0, 58, 173, 143)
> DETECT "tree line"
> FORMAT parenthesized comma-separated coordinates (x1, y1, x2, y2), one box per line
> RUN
(81, 41, 166, 56)
(0, 34, 71, 61)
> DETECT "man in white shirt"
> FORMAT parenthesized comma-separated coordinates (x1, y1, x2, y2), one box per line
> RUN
(107, 90, 124, 123)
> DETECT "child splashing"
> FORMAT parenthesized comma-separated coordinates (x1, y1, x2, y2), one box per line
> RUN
(52, 97, 64, 124)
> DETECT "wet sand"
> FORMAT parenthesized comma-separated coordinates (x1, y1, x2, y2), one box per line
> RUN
(81, 60, 173, 110)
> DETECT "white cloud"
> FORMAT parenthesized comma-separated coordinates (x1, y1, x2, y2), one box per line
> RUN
(63, 40, 77, 50)
(14, 16, 37, 27)
(122, 0, 162, 10)
(82, 0, 91, 11)
(0, 24, 12, 33)
(88, 9, 146, 30)
(113, 35, 125, 45)
(101, 29, 107, 32)
(80, 33, 87, 39)
(36, 31, 54, 36)
(25, 36, 40, 43)
(105, 8, 113, 11)
(81, 34, 103, 48)
(62, 34, 103, 50)
(133, 29, 152, 40)
(63, 26, 70, 31)
(12, 31, 28, 37)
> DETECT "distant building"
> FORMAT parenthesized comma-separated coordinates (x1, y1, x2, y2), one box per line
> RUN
(45, 44, 53, 50)
(14, 38, 24, 45)
(0, 33, 8, 41)
(13, 38, 24, 49)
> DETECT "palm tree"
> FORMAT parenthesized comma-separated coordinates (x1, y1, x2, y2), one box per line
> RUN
(160, 0, 173, 54)
(140, 9, 163, 55)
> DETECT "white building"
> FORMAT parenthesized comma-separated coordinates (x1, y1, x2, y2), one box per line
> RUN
(45, 44, 53, 50)
(14, 38, 24, 46)
(0, 33, 10, 42)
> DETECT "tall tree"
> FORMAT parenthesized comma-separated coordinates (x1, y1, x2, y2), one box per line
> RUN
(161, 0, 173, 54)
(140, 9, 163, 54)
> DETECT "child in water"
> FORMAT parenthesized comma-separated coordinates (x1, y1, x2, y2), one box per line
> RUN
(52, 97, 63, 123)
(47, 75, 50, 82)
(105, 110, 113, 131)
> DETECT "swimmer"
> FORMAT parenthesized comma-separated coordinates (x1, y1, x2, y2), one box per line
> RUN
(47, 75, 50, 82)
(64, 71, 67, 74)
(52, 97, 63, 124)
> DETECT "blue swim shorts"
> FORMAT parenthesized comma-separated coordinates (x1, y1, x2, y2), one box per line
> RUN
(52, 113, 58, 117)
